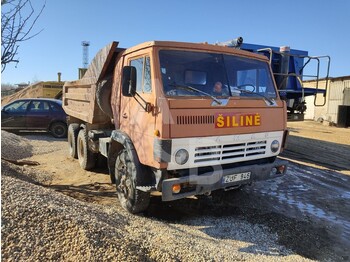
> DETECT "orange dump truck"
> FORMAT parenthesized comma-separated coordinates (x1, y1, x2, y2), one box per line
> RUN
(63, 40, 288, 213)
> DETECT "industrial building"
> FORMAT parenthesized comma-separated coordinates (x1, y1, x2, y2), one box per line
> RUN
(303, 75, 350, 127)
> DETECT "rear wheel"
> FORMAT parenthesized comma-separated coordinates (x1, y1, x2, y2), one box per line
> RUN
(115, 149, 150, 213)
(68, 123, 80, 159)
(77, 128, 96, 170)
(50, 122, 67, 138)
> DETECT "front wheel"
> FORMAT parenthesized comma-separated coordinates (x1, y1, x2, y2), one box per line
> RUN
(115, 149, 150, 213)
(50, 122, 68, 138)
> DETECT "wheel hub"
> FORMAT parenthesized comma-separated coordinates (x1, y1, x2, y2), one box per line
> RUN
(118, 165, 132, 197)
(56, 127, 64, 135)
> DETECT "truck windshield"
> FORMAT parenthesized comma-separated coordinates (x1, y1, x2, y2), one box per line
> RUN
(159, 50, 277, 99)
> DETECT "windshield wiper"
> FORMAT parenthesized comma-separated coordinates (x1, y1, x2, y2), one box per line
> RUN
(169, 83, 222, 105)
(235, 88, 275, 106)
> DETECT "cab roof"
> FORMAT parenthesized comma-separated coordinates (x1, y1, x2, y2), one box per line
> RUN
(123, 40, 269, 62)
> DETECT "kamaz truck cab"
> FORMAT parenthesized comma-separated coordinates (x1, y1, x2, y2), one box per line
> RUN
(63, 41, 288, 213)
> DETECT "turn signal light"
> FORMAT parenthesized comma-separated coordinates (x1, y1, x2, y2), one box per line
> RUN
(172, 184, 181, 194)
(154, 129, 160, 137)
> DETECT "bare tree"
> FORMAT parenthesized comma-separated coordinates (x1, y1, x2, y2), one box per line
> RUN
(1, 0, 46, 72)
(1, 82, 16, 91)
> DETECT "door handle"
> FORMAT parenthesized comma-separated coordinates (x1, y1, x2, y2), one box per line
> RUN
(122, 113, 128, 119)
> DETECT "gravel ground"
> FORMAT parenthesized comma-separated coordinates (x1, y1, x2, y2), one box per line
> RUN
(1, 130, 62, 160)
(1, 131, 32, 160)
(1, 131, 311, 261)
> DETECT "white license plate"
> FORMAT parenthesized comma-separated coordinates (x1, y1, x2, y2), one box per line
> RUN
(223, 172, 251, 184)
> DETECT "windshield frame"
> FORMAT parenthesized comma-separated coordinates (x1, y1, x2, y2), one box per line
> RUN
(157, 48, 278, 100)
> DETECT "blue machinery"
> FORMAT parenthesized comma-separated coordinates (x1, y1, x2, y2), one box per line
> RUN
(219, 37, 331, 121)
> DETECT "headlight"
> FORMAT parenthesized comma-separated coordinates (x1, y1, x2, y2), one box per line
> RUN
(175, 149, 189, 165)
(271, 140, 280, 153)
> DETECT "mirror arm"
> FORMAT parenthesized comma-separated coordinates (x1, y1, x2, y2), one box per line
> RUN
(134, 92, 153, 113)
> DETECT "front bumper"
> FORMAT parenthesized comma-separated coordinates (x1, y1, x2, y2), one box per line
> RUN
(162, 158, 288, 201)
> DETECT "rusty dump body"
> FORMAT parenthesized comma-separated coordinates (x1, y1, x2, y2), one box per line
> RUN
(63, 40, 288, 204)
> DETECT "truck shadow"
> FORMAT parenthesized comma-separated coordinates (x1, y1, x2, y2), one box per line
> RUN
(281, 135, 350, 172)
(46, 183, 117, 204)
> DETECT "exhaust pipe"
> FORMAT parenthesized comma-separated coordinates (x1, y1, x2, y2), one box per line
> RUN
(278, 46, 290, 90)
(217, 37, 243, 48)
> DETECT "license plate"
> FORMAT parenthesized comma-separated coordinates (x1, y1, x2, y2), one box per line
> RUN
(223, 172, 251, 184)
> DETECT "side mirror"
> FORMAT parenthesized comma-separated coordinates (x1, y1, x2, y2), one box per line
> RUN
(122, 66, 137, 97)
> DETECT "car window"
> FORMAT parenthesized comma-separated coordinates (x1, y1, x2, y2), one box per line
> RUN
(4, 101, 30, 112)
(28, 101, 50, 112)
(49, 102, 62, 112)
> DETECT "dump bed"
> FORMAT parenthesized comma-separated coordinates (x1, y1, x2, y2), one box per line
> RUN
(62, 41, 121, 124)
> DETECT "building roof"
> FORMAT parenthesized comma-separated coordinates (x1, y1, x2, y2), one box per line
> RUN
(303, 75, 350, 83)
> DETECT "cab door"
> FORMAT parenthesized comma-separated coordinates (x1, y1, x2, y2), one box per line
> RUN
(26, 100, 52, 129)
(119, 53, 156, 166)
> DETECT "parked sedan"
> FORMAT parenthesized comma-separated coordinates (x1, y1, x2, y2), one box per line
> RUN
(1, 98, 68, 138)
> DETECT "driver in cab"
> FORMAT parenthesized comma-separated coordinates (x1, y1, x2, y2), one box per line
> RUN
(212, 81, 229, 96)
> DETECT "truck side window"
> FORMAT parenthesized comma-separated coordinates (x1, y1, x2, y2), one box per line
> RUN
(143, 57, 152, 93)
(130, 58, 143, 93)
(130, 56, 152, 94)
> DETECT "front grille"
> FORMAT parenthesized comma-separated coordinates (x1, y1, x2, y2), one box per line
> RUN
(194, 140, 267, 163)
(177, 115, 215, 125)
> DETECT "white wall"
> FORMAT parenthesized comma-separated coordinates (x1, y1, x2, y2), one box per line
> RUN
(303, 77, 350, 123)
(304, 95, 315, 120)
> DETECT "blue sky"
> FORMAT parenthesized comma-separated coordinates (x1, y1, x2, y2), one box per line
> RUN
(2, 0, 350, 85)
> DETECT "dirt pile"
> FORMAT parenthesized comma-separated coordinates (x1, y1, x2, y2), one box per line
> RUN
(1, 164, 148, 261)
(1, 131, 146, 260)
(1, 131, 33, 160)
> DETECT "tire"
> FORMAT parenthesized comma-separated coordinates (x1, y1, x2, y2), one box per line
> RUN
(77, 129, 96, 170)
(96, 76, 113, 118)
(68, 123, 80, 159)
(114, 149, 150, 213)
(50, 122, 68, 138)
